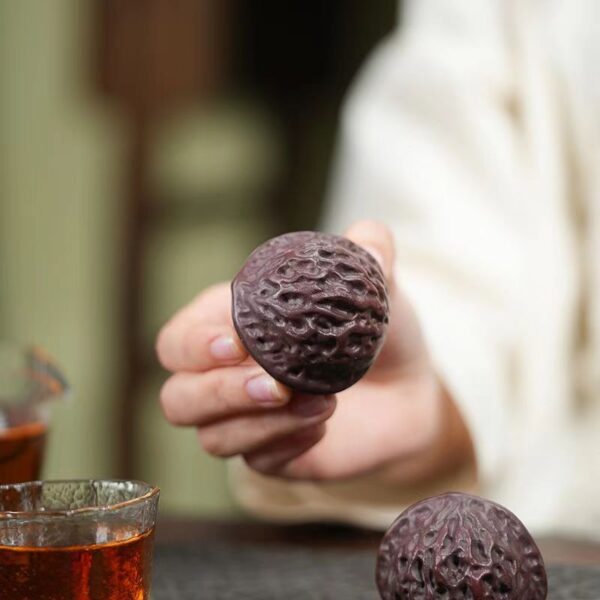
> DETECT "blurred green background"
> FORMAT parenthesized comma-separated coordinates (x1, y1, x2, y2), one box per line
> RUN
(0, 0, 395, 517)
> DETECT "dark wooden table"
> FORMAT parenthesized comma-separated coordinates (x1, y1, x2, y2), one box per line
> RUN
(156, 519, 600, 566)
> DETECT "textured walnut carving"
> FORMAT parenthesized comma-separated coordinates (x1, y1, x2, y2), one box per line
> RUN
(376, 493, 548, 600)
(232, 231, 390, 394)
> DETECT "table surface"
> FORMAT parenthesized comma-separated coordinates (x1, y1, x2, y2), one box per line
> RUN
(152, 519, 600, 599)
(155, 518, 600, 566)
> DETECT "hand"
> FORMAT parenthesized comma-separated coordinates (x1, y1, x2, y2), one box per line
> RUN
(156, 221, 474, 483)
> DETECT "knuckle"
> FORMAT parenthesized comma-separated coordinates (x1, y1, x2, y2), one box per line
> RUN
(215, 370, 251, 415)
(212, 371, 232, 406)
(206, 372, 240, 418)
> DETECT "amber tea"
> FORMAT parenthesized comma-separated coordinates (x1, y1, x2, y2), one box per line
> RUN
(0, 480, 159, 600)
(0, 528, 154, 600)
(0, 421, 47, 484)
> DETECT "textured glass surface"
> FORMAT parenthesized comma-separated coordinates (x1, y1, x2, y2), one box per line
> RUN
(0, 480, 159, 547)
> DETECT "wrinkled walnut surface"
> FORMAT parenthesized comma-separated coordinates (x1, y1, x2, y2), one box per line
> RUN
(376, 492, 548, 600)
(232, 231, 389, 394)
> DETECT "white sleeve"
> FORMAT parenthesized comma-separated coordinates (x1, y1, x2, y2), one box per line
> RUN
(322, 0, 527, 489)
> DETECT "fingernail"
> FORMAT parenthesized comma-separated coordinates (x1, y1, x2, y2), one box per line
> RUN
(246, 375, 290, 406)
(292, 395, 334, 417)
(210, 336, 245, 361)
(363, 245, 385, 270)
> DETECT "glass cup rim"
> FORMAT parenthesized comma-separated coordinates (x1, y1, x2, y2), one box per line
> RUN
(0, 479, 160, 519)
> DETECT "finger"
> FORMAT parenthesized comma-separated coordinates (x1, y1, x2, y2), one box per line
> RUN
(160, 367, 292, 426)
(196, 394, 336, 458)
(243, 424, 326, 476)
(344, 220, 396, 280)
(156, 283, 248, 372)
(157, 324, 247, 373)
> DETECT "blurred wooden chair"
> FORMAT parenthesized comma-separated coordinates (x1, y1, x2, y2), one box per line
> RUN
(96, 0, 232, 478)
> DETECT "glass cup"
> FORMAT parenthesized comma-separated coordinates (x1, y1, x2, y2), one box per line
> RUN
(0, 342, 69, 484)
(0, 479, 160, 599)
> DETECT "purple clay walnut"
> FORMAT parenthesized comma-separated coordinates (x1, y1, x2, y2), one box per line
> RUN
(376, 492, 548, 600)
(231, 231, 390, 395)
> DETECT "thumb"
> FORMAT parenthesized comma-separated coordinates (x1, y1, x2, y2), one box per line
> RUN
(343, 220, 395, 281)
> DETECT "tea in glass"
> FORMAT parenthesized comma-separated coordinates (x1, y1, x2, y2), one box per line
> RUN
(0, 480, 159, 599)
